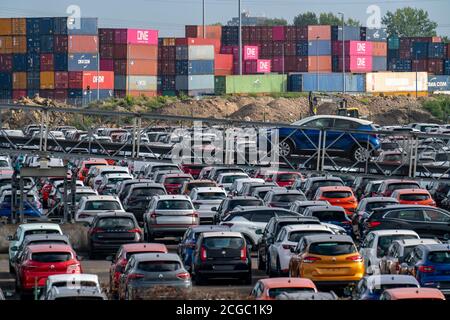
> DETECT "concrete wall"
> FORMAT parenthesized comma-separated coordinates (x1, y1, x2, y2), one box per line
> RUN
(0, 223, 90, 253)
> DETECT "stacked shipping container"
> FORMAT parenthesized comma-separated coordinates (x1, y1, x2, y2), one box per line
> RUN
(157, 37, 177, 96)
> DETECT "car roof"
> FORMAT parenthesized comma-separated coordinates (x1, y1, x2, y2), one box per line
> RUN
(361, 197, 398, 203)
(259, 277, 316, 289)
(218, 172, 248, 177)
(393, 239, 439, 247)
(364, 275, 419, 287)
(122, 243, 168, 253)
(268, 189, 303, 195)
(190, 225, 230, 233)
(194, 187, 226, 193)
(132, 253, 180, 262)
(303, 234, 354, 244)
(305, 205, 346, 212)
(284, 224, 332, 232)
(418, 243, 450, 252)
(95, 212, 135, 219)
(154, 195, 190, 200)
(20, 223, 62, 231)
(47, 274, 99, 284)
(83, 195, 119, 201)
(163, 173, 192, 178)
(382, 179, 419, 185)
(318, 186, 353, 192)
(23, 234, 69, 242)
(369, 229, 420, 236)
(383, 288, 445, 300)
(187, 180, 216, 184)
(202, 231, 244, 238)
(373, 204, 439, 211)
(308, 176, 343, 182)
(27, 244, 74, 253)
(293, 201, 330, 207)
(294, 115, 373, 126)
(271, 215, 319, 222)
(131, 183, 165, 189)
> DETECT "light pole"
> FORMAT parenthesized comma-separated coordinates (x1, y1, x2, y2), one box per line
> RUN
(238, 0, 242, 75)
(415, 51, 420, 99)
(338, 12, 346, 93)
(202, 0, 205, 39)
(316, 36, 320, 91)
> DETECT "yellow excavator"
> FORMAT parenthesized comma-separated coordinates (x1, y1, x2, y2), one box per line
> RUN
(308, 92, 360, 118)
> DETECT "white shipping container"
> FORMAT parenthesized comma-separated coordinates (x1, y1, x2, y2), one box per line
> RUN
(175, 75, 214, 90)
(366, 72, 428, 92)
(127, 76, 157, 91)
(188, 45, 215, 60)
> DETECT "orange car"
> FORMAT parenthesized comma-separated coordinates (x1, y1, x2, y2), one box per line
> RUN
(314, 186, 358, 215)
(391, 188, 436, 206)
(380, 288, 445, 300)
(250, 278, 317, 300)
(78, 159, 109, 181)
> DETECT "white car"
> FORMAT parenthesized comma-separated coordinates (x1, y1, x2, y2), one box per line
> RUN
(359, 229, 420, 275)
(40, 274, 101, 300)
(229, 178, 265, 196)
(75, 195, 125, 223)
(97, 173, 133, 195)
(92, 166, 130, 190)
(0, 156, 12, 170)
(267, 224, 335, 276)
(189, 187, 227, 224)
(216, 172, 250, 193)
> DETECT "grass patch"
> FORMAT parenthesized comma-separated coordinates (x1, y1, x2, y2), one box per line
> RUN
(422, 96, 450, 122)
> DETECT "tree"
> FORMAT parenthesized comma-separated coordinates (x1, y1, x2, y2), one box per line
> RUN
(346, 18, 361, 27)
(382, 7, 437, 37)
(318, 13, 361, 26)
(293, 12, 318, 26)
(210, 22, 222, 26)
(261, 18, 288, 26)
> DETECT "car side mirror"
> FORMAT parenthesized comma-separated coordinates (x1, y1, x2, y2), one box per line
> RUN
(255, 229, 263, 235)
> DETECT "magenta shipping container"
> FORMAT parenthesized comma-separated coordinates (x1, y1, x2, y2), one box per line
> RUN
(333, 41, 373, 56)
(257, 59, 271, 73)
(244, 46, 259, 60)
(127, 29, 158, 45)
(272, 26, 285, 41)
(100, 59, 114, 71)
(350, 56, 372, 72)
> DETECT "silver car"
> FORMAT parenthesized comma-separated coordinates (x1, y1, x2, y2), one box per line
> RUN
(189, 187, 227, 224)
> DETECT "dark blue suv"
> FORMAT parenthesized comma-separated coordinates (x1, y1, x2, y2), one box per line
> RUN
(273, 116, 380, 162)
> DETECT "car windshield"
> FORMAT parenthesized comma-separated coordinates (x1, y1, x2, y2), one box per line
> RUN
(165, 177, 190, 184)
(137, 261, 181, 272)
(377, 235, 418, 257)
(0, 160, 10, 167)
(308, 242, 356, 256)
(222, 175, 247, 184)
(203, 237, 244, 249)
(85, 201, 121, 211)
(196, 192, 226, 200)
(365, 202, 396, 212)
(272, 194, 306, 203)
(388, 183, 419, 191)
(277, 173, 300, 181)
(96, 218, 135, 229)
(372, 284, 418, 294)
(427, 251, 450, 264)
(288, 230, 332, 242)
(368, 183, 382, 192)
(107, 177, 131, 184)
(230, 199, 263, 209)
(399, 194, 430, 201)
(268, 287, 316, 298)
(132, 188, 166, 197)
(32, 252, 72, 263)
(313, 211, 347, 222)
(24, 229, 60, 237)
(157, 200, 193, 210)
(322, 191, 352, 198)
(3, 195, 35, 202)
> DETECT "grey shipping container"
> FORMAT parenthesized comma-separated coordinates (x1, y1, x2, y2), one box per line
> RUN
(332, 26, 362, 41)
(372, 57, 387, 71)
(67, 17, 98, 35)
(176, 45, 215, 61)
(115, 75, 157, 91)
(365, 28, 387, 42)
(175, 75, 214, 91)
(428, 75, 450, 92)
(68, 53, 99, 71)
(176, 60, 214, 75)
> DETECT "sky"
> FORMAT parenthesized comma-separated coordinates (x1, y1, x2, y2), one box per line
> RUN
(0, 0, 449, 37)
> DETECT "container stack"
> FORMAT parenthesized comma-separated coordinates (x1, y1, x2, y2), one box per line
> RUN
(288, 73, 365, 92)
(157, 37, 177, 96)
(100, 28, 158, 97)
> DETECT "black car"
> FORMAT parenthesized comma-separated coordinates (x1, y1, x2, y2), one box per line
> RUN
(428, 180, 450, 208)
(352, 176, 379, 200)
(122, 183, 167, 223)
(88, 212, 143, 258)
(213, 196, 264, 224)
(263, 189, 307, 209)
(256, 215, 321, 271)
(289, 200, 330, 215)
(363, 204, 450, 240)
(191, 231, 251, 285)
(303, 177, 344, 200)
(240, 182, 277, 196)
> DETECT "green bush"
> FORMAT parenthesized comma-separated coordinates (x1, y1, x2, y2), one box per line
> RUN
(422, 96, 450, 122)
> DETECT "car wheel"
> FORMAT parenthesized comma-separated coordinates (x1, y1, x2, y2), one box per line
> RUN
(351, 145, 371, 162)
(278, 139, 294, 158)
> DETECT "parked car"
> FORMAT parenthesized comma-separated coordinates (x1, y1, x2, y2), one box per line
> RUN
(75, 195, 125, 224)
(271, 172, 303, 188)
(141, 162, 180, 180)
(361, 180, 384, 199)
(303, 176, 345, 200)
(189, 187, 227, 224)
(352, 275, 420, 300)
(251, 186, 287, 200)
(45, 287, 107, 300)
(207, 166, 246, 181)
(302, 206, 353, 235)
(118, 253, 191, 300)
(352, 176, 379, 200)
(143, 195, 199, 240)
(180, 163, 207, 179)
(288, 234, 364, 286)
(216, 172, 250, 192)
(181, 180, 217, 195)
(380, 287, 445, 300)
(160, 173, 193, 195)
(98, 173, 133, 195)
(213, 196, 264, 224)
(391, 189, 436, 207)
(374, 179, 421, 197)
(40, 274, 101, 300)
(191, 231, 252, 285)
(229, 178, 265, 196)
(267, 224, 334, 276)
(263, 189, 306, 209)
(276, 291, 338, 300)
(122, 183, 167, 223)
(379, 239, 440, 274)
(250, 278, 317, 300)
(313, 186, 358, 215)
(109, 243, 168, 297)
(88, 212, 143, 258)
(359, 229, 420, 275)
(240, 182, 277, 197)
(0, 191, 43, 218)
(116, 179, 153, 202)
(289, 200, 330, 215)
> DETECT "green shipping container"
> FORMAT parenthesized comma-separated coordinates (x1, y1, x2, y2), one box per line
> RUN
(221, 74, 287, 94)
(214, 76, 226, 95)
(387, 36, 399, 50)
(162, 90, 177, 97)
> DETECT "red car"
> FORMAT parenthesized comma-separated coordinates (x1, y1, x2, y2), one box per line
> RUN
(15, 244, 82, 296)
(271, 171, 303, 188)
(41, 175, 72, 208)
(180, 164, 207, 179)
(109, 243, 168, 296)
(161, 173, 193, 195)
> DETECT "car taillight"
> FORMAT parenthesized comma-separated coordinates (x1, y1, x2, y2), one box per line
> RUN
(346, 255, 363, 262)
(303, 256, 321, 263)
(128, 273, 144, 280)
(150, 212, 158, 220)
(200, 246, 207, 261)
(367, 221, 381, 228)
(188, 212, 199, 218)
(90, 228, 104, 234)
(176, 272, 191, 280)
(241, 246, 247, 261)
(67, 264, 81, 274)
(418, 265, 435, 273)
(128, 228, 142, 234)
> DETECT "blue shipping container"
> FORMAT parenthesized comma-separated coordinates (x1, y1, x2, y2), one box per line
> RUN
(428, 75, 450, 92)
(288, 73, 365, 92)
(387, 49, 400, 60)
(445, 60, 450, 75)
(27, 89, 39, 97)
(388, 59, 412, 72)
(40, 35, 54, 53)
(0, 73, 12, 90)
(26, 72, 40, 89)
(67, 17, 98, 35)
(26, 18, 41, 35)
(428, 43, 446, 59)
(54, 17, 68, 35)
(12, 54, 27, 72)
(54, 53, 68, 71)
(412, 42, 428, 59)
(68, 89, 83, 99)
(68, 53, 98, 71)
(26, 53, 40, 71)
(175, 75, 215, 91)
(372, 57, 387, 71)
(27, 36, 40, 53)
(176, 60, 214, 75)
(297, 41, 331, 56)
(39, 18, 55, 35)
(0, 90, 12, 100)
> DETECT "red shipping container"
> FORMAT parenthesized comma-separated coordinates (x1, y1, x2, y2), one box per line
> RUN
(55, 72, 69, 89)
(399, 48, 412, 60)
(272, 26, 286, 41)
(39, 90, 54, 100)
(128, 44, 158, 60)
(260, 42, 273, 57)
(100, 44, 114, 59)
(335, 56, 372, 72)
(114, 29, 127, 44)
(220, 46, 238, 55)
(285, 42, 297, 56)
(427, 59, 444, 74)
(100, 59, 114, 71)
(185, 25, 222, 39)
(285, 27, 297, 41)
(242, 27, 250, 41)
(296, 26, 308, 41)
(308, 25, 331, 40)
(159, 61, 176, 75)
(40, 53, 54, 71)
(114, 60, 127, 75)
(372, 42, 387, 57)
(257, 59, 271, 73)
(82, 71, 114, 90)
(99, 29, 114, 44)
(251, 26, 261, 42)
(215, 54, 233, 70)
(271, 56, 285, 72)
(308, 56, 332, 72)
(54, 89, 68, 101)
(244, 46, 259, 60)
(127, 59, 157, 75)
(447, 44, 450, 59)
(175, 38, 221, 53)
(332, 41, 373, 56)
(273, 42, 287, 56)
(0, 54, 12, 72)
(54, 35, 68, 53)
(412, 59, 427, 72)
(260, 26, 273, 41)
(244, 60, 257, 74)
(68, 35, 98, 53)
(113, 44, 127, 60)
(159, 46, 176, 61)
(12, 90, 27, 100)
(68, 71, 83, 89)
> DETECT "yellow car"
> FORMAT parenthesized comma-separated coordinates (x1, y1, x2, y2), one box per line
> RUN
(289, 234, 364, 286)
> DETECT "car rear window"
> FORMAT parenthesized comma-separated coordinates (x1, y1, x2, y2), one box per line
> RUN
(196, 192, 226, 200)
(24, 229, 60, 237)
(222, 175, 247, 184)
(186, 182, 216, 192)
(384, 155, 402, 162)
(32, 252, 72, 263)
(377, 235, 418, 257)
(277, 173, 300, 181)
(157, 200, 193, 210)
(308, 242, 356, 256)
(53, 281, 97, 288)
(288, 230, 332, 242)
(132, 187, 166, 197)
(399, 194, 430, 201)
(106, 177, 131, 184)
(268, 287, 315, 298)
(388, 183, 420, 191)
(85, 201, 121, 211)
(203, 237, 244, 249)
(165, 177, 191, 184)
(312, 181, 344, 190)
(313, 211, 347, 222)
(138, 261, 181, 272)
(97, 218, 135, 229)
(372, 284, 418, 294)
(153, 166, 178, 173)
(126, 251, 165, 260)
(322, 191, 352, 198)
(272, 194, 306, 203)
(427, 251, 450, 264)
(365, 202, 397, 212)
(229, 199, 263, 209)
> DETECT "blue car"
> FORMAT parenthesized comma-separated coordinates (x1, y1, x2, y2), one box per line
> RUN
(272, 115, 380, 162)
(302, 205, 353, 236)
(178, 225, 229, 271)
(0, 192, 43, 218)
(352, 275, 420, 300)
(402, 244, 450, 295)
